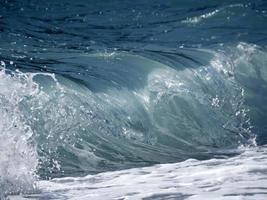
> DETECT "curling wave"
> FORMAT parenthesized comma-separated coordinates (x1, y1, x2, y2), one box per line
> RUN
(2, 43, 267, 198)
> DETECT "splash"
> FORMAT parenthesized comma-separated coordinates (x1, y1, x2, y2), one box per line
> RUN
(0, 65, 38, 198)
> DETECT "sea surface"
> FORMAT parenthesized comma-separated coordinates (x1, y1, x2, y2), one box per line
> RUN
(1, 0, 267, 199)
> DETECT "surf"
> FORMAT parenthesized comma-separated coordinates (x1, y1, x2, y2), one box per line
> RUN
(2, 42, 267, 198)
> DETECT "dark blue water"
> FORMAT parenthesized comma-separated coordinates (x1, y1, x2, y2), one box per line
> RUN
(0, 1, 267, 194)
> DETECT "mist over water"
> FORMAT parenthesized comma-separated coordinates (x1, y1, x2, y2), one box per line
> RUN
(1, 0, 267, 199)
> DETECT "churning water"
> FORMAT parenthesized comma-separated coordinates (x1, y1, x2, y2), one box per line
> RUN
(1, 0, 267, 199)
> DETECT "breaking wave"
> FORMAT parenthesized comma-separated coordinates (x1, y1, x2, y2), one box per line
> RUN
(2, 42, 267, 197)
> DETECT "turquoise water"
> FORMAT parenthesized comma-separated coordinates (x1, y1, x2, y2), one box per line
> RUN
(1, 0, 267, 199)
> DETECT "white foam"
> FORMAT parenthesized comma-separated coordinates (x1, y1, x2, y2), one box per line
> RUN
(182, 9, 220, 24)
(9, 146, 267, 200)
(181, 4, 245, 25)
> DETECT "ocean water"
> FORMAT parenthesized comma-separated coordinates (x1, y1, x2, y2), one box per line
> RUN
(1, 0, 267, 199)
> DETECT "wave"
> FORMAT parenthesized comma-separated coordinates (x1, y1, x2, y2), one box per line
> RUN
(1, 42, 267, 197)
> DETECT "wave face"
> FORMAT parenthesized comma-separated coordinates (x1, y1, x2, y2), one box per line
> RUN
(1, 0, 267, 198)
